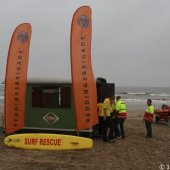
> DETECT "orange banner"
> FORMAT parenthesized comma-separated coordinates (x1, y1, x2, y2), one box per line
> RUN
(4, 23, 32, 134)
(70, 6, 98, 130)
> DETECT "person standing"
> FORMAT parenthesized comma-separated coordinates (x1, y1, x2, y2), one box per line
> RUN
(110, 98, 119, 138)
(97, 102, 104, 136)
(115, 96, 127, 138)
(102, 96, 114, 142)
(143, 99, 155, 138)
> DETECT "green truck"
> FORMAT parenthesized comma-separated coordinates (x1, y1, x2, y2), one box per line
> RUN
(23, 78, 115, 136)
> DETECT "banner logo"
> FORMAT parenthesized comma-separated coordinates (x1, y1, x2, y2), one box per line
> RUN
(78, 15, 89, 28)
(43, 112, 59, 125)
(18, 32, 28, 43)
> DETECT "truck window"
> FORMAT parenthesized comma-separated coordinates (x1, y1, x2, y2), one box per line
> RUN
(32, 86, 71, 108)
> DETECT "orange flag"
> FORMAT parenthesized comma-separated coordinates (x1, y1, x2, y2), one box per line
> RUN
(70, 6, 98, 130)
(4, 23, 32, 134)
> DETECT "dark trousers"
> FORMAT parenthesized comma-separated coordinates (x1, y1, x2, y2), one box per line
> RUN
(113, 118, 120, 137)
(98, 116, 104, 135)
(117, 118, 125, 138)
(145, 121, 152, 138)
(103, 116, 113, 141)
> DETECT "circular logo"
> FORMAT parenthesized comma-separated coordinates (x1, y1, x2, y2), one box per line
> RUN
(78, 15, 89, 28)
(159, 164, 165, 170)
(18, 32, 28, 43)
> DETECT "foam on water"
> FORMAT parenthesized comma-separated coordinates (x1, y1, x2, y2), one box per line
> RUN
(116, 86, 170, 110)
(0, 84, 170, 110)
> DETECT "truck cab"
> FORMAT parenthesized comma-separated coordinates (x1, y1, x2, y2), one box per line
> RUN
(155, 104, 170, 126)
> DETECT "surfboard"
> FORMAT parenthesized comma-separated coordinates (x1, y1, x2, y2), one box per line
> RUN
(4, 133, 93, 150)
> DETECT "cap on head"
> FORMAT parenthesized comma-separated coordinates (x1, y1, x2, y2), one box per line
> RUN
(116, 96, 121, 101)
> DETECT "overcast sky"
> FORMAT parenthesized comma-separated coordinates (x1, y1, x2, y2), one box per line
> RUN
(0, 0, 170, 87)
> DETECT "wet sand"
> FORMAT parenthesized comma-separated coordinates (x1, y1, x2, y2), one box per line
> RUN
(0, 109, 170, 170)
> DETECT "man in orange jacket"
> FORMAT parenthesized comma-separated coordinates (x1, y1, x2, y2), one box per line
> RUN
(115, 96, 127, 138)
(143, 99, 155, 138)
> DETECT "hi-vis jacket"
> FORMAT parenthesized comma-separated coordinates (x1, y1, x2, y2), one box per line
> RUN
(103, 98, 111, 117)
(115, 99, 127, 119)
(97, 103, 104, 117)
(143, 105, 155, 122)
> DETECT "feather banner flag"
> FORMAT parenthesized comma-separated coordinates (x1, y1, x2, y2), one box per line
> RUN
(4, 23, 32, 134)
(70, 6, 98, 131)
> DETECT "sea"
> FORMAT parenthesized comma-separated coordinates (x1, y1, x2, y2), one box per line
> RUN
(116, 86, 170, 110)
(0, 84, 170, 111)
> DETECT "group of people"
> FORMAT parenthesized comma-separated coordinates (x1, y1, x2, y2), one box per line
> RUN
(97, 95, 127, 143)
(97, 96, 155, 143)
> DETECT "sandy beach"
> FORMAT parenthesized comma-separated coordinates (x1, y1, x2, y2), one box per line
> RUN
(0, 109, 170, 170)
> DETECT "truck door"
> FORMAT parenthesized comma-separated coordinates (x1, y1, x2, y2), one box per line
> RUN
(97, 83, 115, 102)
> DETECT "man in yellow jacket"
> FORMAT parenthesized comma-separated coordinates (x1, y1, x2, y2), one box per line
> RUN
(102, 96, 114, 142)
(143, 99, 155, 138)
(97, 102, 104, 136)
(115, 96, 127, 138)
(110, 98, 119, 138)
